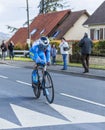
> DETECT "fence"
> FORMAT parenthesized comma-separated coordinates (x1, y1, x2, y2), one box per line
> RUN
(13, 50, 29, 57)
(56, 54, 105, 66)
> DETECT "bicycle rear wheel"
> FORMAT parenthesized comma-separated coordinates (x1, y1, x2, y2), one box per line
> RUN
(32, 83, 41, 99)
(32, 70, 41, 99)
(43, 71, 54, 103)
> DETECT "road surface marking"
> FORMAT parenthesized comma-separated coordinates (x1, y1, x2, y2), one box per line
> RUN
(10, 104, 69, 127)
(0, 103, 105, 129)
(0, 75, 8, 79)
(16, 80, 31, 86)
(50, 103, 105, 124)
(60, 93, 105, 108)
(0, 118, 20, 129)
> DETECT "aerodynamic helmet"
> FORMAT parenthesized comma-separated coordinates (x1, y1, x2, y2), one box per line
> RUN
(39, 36, 49, 50)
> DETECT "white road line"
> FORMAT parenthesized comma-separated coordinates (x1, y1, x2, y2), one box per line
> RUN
(61, 93, 105, 108)
(10, 104, 69, 128)
(16, 80, 31, 86)
(0, 118, 20, 129)
(0, 75, 8, 79)
(50, 103, 105, 124)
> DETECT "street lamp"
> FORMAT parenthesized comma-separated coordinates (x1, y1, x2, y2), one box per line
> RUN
(26, 0, 30, 48)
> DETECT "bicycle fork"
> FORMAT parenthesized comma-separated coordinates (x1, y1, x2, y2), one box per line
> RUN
(41, 72, 49, 96)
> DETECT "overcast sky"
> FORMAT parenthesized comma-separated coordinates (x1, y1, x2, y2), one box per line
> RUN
(0, 0, 104, 34)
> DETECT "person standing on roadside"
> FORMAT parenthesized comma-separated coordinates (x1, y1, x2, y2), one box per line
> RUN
(79, 33, 93, 73)
(0, 40, 7, 60)
(59, 37, 69, 70)
(8, 41, 14, 60)
(51, 44, 57, 65)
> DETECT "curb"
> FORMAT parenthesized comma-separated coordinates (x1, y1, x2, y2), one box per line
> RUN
(47, 68, 105, 80)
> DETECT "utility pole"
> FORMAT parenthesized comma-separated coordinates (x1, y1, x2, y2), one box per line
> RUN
(26, 0, 30, 48)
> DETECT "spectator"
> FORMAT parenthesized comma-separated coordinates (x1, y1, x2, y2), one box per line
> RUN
(79, 33, 93, 73)
(8, 41, 14, 60)
(51, 44, 57, 65)
(59, 37, 69, 70)
(0, 40, 7, 60)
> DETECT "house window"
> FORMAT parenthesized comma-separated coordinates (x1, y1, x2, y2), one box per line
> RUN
(94, 29, 99, 40)
(52, 30, 60, 38)
(40, 29, 45, 35)
(30, 28, 37, 35)
(90, 28, 104, 40)
(100, 28, 103, 40)
(104, 28, 105, 39)
(90, 29, 95, 40)
(97, 30, 100, 40)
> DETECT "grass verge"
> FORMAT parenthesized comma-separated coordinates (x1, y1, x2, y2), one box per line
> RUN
(6, 57, 105, 70)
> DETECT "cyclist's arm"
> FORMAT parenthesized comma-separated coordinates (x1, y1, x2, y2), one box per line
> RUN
(29, 45, 40, 62)
(29, 46, 38, 61)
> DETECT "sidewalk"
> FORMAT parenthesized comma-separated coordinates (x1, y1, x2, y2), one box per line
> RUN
(0, 60, 105, 80)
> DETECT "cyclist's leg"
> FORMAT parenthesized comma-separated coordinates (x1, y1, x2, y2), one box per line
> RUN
(32, 65, 41, 99)
(32, 67, 38, 85)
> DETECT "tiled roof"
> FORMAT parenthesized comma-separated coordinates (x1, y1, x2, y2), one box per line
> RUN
(30, 10, 70, 41)
(55, 10, 89, 39)
(7, 28, 28, 44)
(8, 10, 70, 45)
(84, 1, 105, 25)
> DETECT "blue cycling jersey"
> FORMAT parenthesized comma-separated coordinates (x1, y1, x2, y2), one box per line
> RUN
(29, 40, 51, 65)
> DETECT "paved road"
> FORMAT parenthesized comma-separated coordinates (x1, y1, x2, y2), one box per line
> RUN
(0, 63, 105, 130)
(1, 60, 105, 80)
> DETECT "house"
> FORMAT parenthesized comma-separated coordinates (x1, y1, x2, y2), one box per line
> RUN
(54, 10, 89, 40)
(8, 9, 89, 45)
(84, 1, 105, 40)
(8, 27, 28, 45)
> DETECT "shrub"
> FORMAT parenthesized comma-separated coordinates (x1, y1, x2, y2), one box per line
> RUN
(72, 40, 105, 56)
(71, 41, 80, 55)
(50, 40, 60, 48)
(92, 40, 105, 56)
(14, 42, 29, 50)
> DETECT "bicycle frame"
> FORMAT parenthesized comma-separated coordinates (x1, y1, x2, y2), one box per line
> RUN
(34, 64, 46, 87)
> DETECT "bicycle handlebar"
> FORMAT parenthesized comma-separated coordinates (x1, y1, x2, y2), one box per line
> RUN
(36, 63, 47, 71)
(36, 63, 46, 67)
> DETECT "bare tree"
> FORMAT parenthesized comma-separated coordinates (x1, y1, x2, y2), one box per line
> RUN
(6, 25, 18, 33)
(38, 0, 70, 14)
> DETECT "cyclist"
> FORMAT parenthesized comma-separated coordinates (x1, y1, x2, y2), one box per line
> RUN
(29, 36, 51, 84)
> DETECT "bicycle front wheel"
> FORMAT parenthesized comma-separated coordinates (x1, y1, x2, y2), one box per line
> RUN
(43, 71, 54, 103)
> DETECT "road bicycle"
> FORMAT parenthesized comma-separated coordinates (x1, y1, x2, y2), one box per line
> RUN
(31, 63, 54, 104)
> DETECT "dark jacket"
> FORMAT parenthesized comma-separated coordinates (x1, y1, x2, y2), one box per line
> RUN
(8, 43, 14, 51)
(79, 35, 93, 54)
(1, 43, 7, 52)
